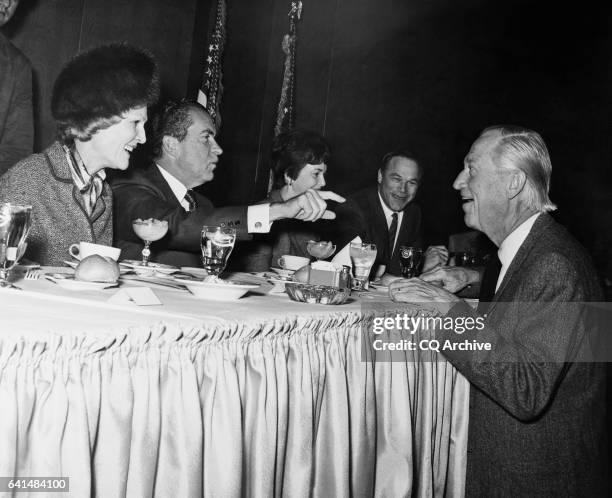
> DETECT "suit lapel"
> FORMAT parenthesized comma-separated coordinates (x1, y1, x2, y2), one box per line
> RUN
(148, 165, 184, 209)
(486, 213, 550, 315)
(370, 190, 390, 257)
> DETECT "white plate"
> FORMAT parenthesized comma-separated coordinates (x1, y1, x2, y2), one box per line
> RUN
(270, 267, 295, 278)
(45, 275, 118, 291)
(180, 267, 209, 279)
(174, 277, 259, 300)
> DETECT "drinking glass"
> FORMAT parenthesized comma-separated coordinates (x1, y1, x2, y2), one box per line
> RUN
(399, 246, 423, 278)
(349, 242, 377, 291)
(306, 240, 336, 262)
(201, 225, 236, 276)
(0, 203, 32, 288)
(132, 218, 169, 266)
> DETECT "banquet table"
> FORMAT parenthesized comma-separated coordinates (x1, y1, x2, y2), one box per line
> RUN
(0, 268, 469, 498)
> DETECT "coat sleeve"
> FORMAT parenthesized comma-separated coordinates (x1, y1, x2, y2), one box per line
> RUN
(438, 251, 595, 421)
(113, 183, 250, 252)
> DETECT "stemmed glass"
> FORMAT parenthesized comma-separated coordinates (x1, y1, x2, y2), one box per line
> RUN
(132, 218, 169, 266)
(201, 225, 236, 276)
(0, 203, 32, 288)
(306, 240, 336, 262)
(349, 242, 377, 291)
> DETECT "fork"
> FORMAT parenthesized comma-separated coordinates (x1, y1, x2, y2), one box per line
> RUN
(24, 269, 42, 280)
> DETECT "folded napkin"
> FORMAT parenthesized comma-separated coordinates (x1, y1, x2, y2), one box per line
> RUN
(108, 287, 162, 306)
(331, 236, 362, 269)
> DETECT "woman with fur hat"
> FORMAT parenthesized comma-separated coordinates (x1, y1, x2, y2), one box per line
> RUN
(0, 43, 159, 265)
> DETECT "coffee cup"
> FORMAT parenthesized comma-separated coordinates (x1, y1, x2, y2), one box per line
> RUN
(277, 255, 310, 271)
(68, 242, 121, 261)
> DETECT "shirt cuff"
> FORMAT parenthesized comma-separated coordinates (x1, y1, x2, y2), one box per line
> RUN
(247, 203, 272, 233)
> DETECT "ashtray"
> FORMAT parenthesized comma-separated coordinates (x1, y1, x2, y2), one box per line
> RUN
(285, 282, 350, 305)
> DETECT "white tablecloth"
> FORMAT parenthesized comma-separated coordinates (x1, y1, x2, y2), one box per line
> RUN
(0, 270, 468, 497)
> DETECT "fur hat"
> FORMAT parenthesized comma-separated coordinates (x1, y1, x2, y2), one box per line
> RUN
(52, 43, 160, 142)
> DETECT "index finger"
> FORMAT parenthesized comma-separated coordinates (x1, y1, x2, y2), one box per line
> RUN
(317, 190, 346, 203)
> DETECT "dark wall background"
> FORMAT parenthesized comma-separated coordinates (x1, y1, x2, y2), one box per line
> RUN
(4, 0, 611, 277)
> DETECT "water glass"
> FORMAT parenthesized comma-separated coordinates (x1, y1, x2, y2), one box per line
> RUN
(0, 203, 32, 287)
(201, 225, 236, 276)
(349, 242, 377, 291)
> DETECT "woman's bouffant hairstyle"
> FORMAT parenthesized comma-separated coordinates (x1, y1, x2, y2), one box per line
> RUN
(271, 129, 330, 189)
(51, 43, 160, 143)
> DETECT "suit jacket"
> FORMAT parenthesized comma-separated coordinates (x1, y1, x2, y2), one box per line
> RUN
(331, 186, 423, 275)
(111, 164, 250, 267)
(0, 141, 113, 265)
(442, 213, 607, 496)
(0, 32, 33, 175)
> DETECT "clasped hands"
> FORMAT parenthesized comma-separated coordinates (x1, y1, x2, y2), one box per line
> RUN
(388, 265, 480, 314)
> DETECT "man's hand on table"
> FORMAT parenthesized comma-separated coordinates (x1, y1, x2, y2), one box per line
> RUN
(422, 245, 449, 273)
(389, 277, 460, 315)
(270, 189, 346, 222)
(420, 266, 480, 293)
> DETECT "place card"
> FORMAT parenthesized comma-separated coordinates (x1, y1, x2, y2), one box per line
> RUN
(108, 287, 162, 306)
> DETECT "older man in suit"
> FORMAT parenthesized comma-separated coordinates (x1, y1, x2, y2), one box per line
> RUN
(0, 0, 33, 175)
(332, 150, 447, 277)
(112, 100, 343, 266)
(390, 126, 607, 496)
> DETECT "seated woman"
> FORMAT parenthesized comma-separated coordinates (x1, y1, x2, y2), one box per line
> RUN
(265, 128, 332, 266)
(231, 129, 332, 272)
(0, 43, 159, 265)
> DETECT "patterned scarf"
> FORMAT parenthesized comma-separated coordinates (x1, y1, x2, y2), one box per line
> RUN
(63, 145, 106, 216)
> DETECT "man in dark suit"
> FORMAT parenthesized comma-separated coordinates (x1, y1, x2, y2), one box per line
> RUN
(112, 100, 343, 266)
(0, 0, 33, 175)
(390, 126, 607, 495)
(332, 150, 447, 276)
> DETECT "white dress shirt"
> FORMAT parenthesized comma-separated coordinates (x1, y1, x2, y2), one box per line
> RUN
(496, 212, 540, 291)
(378, 192, 404, 254)
(157, 164, 271, 232)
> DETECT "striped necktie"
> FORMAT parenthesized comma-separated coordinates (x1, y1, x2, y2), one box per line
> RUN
(184, 189, 197, 211)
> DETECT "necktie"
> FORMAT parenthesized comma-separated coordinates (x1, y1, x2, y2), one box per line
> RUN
(477, 253, 501, 314)
(184, 190, 197, 212)
(388, 212, 398, 257)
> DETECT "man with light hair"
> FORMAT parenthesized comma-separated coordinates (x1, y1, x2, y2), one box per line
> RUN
(390, 125, 607, 495)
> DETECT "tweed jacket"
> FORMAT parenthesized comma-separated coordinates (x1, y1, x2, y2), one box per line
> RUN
(331, 186, 423, 275)
(111, 164, 250, 267)
(0, 141, 113, 265)
(442, 213, 607, 496)
(0, 32, 33, 175)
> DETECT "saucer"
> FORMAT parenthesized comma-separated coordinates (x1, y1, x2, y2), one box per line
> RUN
(270, 267, 295, 278)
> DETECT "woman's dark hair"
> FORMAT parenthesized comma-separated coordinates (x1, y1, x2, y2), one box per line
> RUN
(271, 129, 330, 189)
(52, 43, 160, 143)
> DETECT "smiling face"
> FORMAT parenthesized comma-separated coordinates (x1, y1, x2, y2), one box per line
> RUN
(174, 108, 223, 188)
(453, 130, 512, 243)
(377, 156, 420, 212)
(288, 162, 327, 195)
(83, 106, 147, 172)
